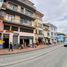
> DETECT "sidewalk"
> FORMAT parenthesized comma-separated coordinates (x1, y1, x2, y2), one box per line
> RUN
(0, 44, 59, 55)
(0, 45, 48, 55)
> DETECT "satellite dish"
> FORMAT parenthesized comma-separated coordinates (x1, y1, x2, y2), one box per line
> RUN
(0, 0, 4, 9)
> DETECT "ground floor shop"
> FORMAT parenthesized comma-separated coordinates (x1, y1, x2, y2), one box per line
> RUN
(50, 38, 57, 44)
(0, 22, 34, 49)
(20, 36, 33, 48)
(38, 37, 43, 44)
(43, 37, 51, 45)
(0, 33, 34, 49)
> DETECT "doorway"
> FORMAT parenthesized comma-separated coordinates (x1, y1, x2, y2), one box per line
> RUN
(20, 39, 23, 44)
(38, 38, 43, 44)
(3, 34, 9, 49)
(24, 39, 29, 47)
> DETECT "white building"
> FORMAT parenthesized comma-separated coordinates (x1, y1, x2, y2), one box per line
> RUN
(46, 23, 57, 44)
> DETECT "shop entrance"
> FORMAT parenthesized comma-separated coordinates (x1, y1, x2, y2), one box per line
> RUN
(3, 34, 9, 48)
(24, 39, 29, 47)
(20, 36, 33, 47)
(20, 39, 23, 44)
(38, 38, 43, 44)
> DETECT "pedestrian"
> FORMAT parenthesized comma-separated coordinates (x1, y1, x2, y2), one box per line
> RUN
(48, 40, 51, 45)
(9, 42, 13, 51)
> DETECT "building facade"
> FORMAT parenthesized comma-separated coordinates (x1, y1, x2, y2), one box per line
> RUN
(0, 0, 39, 48)
(34, 11, 44, 45)
(57, 33, 65, 43)
(45, 23, 57, 44)
(43, 23, 49, 45)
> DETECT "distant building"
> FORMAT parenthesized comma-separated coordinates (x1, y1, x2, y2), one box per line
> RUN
(34, 11, 44, 44)
(57, 33, 65, 43)
(45, 23, 57, 44)
(43, 23, 49, 45)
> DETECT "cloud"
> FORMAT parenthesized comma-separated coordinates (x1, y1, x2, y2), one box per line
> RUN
(32, 0, 67, 33)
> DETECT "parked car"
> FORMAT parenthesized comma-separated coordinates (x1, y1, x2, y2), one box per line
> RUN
(64, 41, 67, 47)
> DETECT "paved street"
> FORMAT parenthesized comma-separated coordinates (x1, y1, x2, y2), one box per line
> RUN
(0, 44, 67, 67)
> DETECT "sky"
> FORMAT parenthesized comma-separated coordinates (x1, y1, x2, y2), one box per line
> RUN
(32, 0, 67, 33)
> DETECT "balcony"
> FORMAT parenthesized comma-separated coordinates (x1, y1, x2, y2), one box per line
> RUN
(6, 3, 36, 20)
(20, 20, 33, 26)
(17, 0, 36, 10)
(0, 11, 5, 20)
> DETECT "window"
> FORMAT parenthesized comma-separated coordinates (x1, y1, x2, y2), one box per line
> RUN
(8, 2, 17, 11)
(39, 30, 43, 35)
(21, 7, 24, 13)
(11, 26, 18, 31)
(20, 19, 27, 23)
(0, 11, 4, 16)
(51, 32, 53, 36)
(20, 18, 30, 24)
(48, 33, 49, 36)
(4, 25, 10, 30)
(7, 14, 15, 22)
(26, 9, 33, 16)
(20, 28, 33, 33)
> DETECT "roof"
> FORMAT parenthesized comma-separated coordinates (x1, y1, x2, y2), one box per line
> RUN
(35, 10, 44, 17)
(43, 23, 49, 27)
(57, 32, 65, 35)
(45, 23, 57, 29)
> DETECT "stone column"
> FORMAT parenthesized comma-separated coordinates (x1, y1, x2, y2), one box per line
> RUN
(29, 39, 33, 47)
(9, 33, 13, 44)
(1, 33, 3, 40)
(18, 35, 20, 45)
(18, 27, 20, 45)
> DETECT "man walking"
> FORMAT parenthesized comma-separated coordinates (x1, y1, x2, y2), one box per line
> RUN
(9, 42, 13, 51)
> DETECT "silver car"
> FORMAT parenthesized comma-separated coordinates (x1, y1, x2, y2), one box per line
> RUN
(64, 41, 67, 47)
